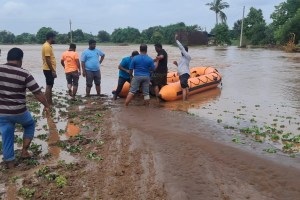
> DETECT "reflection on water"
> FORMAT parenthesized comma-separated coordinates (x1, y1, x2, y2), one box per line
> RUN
(65, 123, 80, 137)
(162, 87, 221, 112)
(46, 115, 60, 159)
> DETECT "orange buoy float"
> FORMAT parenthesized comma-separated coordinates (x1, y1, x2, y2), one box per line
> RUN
(112, 67, 222, 100)
(159, 67, 222, 101)
(112, 81, 130, 98)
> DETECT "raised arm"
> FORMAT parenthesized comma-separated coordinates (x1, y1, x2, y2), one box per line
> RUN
(175, 34, 191, 59)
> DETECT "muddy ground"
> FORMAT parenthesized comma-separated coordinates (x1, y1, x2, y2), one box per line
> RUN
(1, 95, 300, 200)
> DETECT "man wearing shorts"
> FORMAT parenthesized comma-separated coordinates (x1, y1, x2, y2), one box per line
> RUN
(125, 44, 156, 106)
(61, 43, 81, 99)
(153, 43, 168, 100)
(81, 39, 105, 97)
(113, 50, 139, 100)
(42, 32, 56, 105)
(173, 34, 191, 101)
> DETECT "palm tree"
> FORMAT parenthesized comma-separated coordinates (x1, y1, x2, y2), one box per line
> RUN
(206, 0, 230, 25)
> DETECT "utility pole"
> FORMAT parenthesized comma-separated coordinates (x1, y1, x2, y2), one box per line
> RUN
(239, 6, 245, 47)
(69, 19, 72, 43)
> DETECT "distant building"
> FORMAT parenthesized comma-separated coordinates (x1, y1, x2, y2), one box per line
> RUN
(177, 31, 210, 46)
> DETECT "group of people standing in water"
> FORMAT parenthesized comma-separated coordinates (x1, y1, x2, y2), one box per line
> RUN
(0, 32, 191, 168)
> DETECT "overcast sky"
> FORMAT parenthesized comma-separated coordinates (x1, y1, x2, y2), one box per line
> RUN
(0, 0, 284, 35)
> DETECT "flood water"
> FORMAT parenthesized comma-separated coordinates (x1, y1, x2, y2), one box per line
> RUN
(0, 44, 300, 154)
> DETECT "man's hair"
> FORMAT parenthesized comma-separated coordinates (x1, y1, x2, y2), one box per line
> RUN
(154, 43, 162, 49)
(131, 50, 139, 57)
(69, 43, 76, 49)
(89, 39, 96, 45)
(184, 45, 188, 52)
(140, 44, 147, 52)
(46, 32, 56, 40)
(7, 48, 23, 61)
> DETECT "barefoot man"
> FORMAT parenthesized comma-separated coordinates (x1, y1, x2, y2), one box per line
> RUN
(0, 48, 50, 169)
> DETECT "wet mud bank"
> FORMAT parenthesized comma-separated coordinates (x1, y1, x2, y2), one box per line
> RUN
(114, 101, 300, 200)
(1, 93, 300, 199)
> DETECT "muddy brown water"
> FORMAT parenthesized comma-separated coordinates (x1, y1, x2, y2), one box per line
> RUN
(0, 44, 300, 154)
(0, 44, 300, 199)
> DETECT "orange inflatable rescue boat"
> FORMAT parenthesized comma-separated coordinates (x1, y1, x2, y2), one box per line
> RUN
(112, 67, 222, 101)
(159, 67, 222, 101)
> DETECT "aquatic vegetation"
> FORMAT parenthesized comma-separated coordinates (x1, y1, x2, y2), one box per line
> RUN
(217, 119, 222, 123)
(43, 189, 51, 198)
(55, 175, 67, 188)
(283, 143, 294, 153)
(289, 135, 300, 143)
(58, 129, 66, 134)
(232, 136, 245, 144)
(36, 166, 50, 177)
(29, 143, 42, 153)
(58, 160, 66, 166)
(68, 112, 78, 118)
(95, 113, 103, 117)
(14, 135, 23, 145)
(224, 125, 235, 129)
(86, 152, 103, 161)
(66, 145, 82, 153)
(43, 153, 52, 159)
(11, 176, 19, 183)
(25, 159, 40, 166)
(36, 134, 48, 140)
(42, 124, 48, 130)
(263, 148, 277, 153)
(18, 187, 36, 198)
(270, 134, 280, 140)
(45, 173, 59, 181)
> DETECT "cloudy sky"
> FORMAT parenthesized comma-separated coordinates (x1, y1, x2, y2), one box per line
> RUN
(0, 0, 284, 35)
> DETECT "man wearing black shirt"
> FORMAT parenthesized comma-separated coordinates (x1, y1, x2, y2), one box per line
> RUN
(152, 43, 168, 100)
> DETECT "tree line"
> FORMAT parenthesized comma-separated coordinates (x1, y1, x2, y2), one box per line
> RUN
(207, 0, 299, 46)
(0, 0, 299, 46)
(0, 22, 200, 45)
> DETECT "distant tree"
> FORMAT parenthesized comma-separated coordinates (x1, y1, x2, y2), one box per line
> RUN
(97, 30, 110, 42)
(83, 32, 95, 43)
(140, 26, 163, 43)
(111, 27, 140, 43)
(210, 23, 231, 45)
(0, 30, 15, 44)
(72, 29, 84, 43)
(15, 33, 36, 44)
(36, 27, 57, 44)
(56, 34, 69, 44)
(151, 31, 164, 44)
(230, 20, 242, 40)
(244, 7, 269, 45)
(206, 0, 230, 25)
(271, 0, 300, 44)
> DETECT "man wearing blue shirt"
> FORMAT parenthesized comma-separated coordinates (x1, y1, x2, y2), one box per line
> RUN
(113, 50, 139, 100)
(125, 44, 156, 106)
(81, 39, 105, 97)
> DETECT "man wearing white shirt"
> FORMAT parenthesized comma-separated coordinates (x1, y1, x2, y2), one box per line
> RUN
(173, 34, 191, 101)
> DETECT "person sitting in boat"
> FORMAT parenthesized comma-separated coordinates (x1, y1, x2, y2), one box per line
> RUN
(113, 51, 139, 100)
(173, 34, 191, 101)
